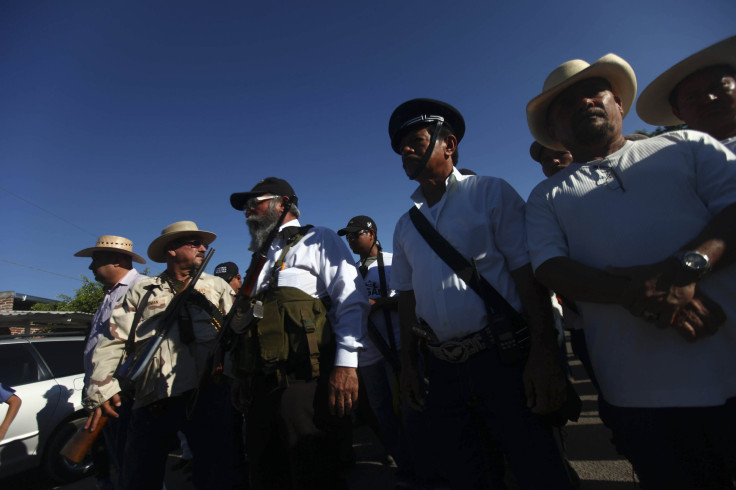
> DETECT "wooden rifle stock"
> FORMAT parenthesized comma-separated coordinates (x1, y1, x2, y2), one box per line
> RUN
(60, 414, 108, 464)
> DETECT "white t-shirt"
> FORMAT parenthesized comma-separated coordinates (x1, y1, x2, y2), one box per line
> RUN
(392, 167, 529, 343)
(526, 130, 736, 408)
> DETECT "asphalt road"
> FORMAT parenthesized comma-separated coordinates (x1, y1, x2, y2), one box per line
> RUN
(2, 339, 638, 489)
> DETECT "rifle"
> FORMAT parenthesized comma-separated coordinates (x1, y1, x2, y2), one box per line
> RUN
(211, 195, 296, 375)
(117, 247, 215, 385)
(60, 248, 215, 464)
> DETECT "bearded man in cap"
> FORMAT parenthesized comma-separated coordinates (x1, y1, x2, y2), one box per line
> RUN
(525, 53, 736, 489)
(637, 35, 736, 153)
(74, 235, 147, 487)
(83, 221, 234, 490)
(229, 177, 368, 490)
(388, 99, 573, 489)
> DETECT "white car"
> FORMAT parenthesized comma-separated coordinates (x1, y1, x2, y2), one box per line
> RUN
(0, 334, 95, 483)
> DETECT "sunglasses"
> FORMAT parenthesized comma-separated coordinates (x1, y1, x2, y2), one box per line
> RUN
(244, 195, 280, 213)
(172, 238, 208, 249)
(346, 230, 369, 240)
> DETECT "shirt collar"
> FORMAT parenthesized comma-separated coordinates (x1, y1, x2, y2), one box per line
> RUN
(279, 218, 301, 231)
(410, 167, 463, 205)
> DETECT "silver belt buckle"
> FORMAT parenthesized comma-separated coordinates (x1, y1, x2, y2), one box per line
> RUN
(430, 333, 486, 363)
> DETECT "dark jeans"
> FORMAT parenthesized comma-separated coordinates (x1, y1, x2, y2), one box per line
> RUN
(246, 375, 351, 490)
(424, 347, 573, 490)
(602, 397, 736, 490)
(359, 358, 415, 477)
(120, 382, 233, 490)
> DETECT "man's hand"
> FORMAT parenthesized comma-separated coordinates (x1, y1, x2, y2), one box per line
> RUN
(608, 260, 725, 340)
(400, 358, 426, 412)
(669, 289, 726, 342)
(84, 393, 121, 432)
(607, 260, 673, 321)
(328, 366, 358, 417)
(523, 345, 567, 414)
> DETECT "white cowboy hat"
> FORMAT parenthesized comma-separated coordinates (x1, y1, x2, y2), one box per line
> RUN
(74, 235, 146, 264)
(526, 53, 637, 151)
(147, 221, 216, 263)
(637, 35, 736, 127)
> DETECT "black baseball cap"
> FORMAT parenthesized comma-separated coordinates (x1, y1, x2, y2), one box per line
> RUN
(214, 261, 239, 282)
(230, 177, 298, 211)
(388, 98, 465, 154)
(337, 215, 377, 236)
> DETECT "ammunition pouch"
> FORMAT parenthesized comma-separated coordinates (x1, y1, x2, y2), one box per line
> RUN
(231, 286, 334, 382)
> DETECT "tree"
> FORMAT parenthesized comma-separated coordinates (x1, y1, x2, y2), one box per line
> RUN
(31, 276, 104, 314)
(31, 267, 152, 314)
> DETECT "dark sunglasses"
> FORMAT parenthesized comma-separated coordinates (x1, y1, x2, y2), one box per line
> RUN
(172, 238, 208, 249)
(346, 230, 368, 240)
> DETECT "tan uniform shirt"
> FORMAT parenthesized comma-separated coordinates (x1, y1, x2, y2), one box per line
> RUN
(84, 273, 234, 410)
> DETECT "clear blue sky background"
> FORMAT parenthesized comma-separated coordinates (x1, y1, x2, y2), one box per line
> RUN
(1, 1, 734, 301)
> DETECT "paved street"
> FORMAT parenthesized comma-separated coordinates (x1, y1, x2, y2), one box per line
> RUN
(2, 339, 639, 489)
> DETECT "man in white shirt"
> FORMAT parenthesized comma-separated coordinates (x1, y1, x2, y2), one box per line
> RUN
(637, 35, 736, 153)
(389, 98, 572, 489)
(525, 52, 736, 489)
(229, 177, 368, 490)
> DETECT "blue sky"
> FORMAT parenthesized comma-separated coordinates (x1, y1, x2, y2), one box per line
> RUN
(1, 1, 734, 301)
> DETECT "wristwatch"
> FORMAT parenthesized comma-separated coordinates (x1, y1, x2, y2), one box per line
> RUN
(679, 251, 711, 278)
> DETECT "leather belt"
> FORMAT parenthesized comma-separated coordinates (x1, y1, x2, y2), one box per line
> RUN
(423, 327, 494, 364)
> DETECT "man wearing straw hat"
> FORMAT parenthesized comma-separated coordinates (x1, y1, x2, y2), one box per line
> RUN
(74, 235, 147, 487)
(637, 35, 736, 153)
(84, 221, 234, 490)
(525, 53, 736, 488)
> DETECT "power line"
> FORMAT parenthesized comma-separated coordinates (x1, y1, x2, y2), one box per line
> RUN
(0, 259, 83, 281)
(0, 185, 96, 237)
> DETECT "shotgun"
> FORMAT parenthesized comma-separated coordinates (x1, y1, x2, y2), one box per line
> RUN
(60, 248, 215, 463)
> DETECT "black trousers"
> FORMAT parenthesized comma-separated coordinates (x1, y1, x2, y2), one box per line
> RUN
(246, 375, 351, 490)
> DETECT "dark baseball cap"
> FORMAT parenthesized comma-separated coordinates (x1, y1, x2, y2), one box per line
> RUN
(337, 215, 377, 236)
(230, 177, 298, 211)
(213, 261, 239, 282)
(388, 98, 465, 154)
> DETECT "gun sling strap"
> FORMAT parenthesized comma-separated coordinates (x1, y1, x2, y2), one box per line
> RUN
(408, 206, 528, 343)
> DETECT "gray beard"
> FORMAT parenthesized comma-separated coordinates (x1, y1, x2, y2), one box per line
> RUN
(247, 205, 280, 251)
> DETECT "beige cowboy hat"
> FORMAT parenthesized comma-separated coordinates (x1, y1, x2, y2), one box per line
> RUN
(147, 221, 216, 263)
(526, 53, 637, 151)
(637, 35, 736, 127)
(74, 235, 146, 264)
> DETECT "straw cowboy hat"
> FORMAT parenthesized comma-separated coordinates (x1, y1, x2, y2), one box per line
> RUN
(74, 235, 146, 264)
(526, 53, 637, 151)
(637, 35, 736, 127)
(147, 221, 216, 263)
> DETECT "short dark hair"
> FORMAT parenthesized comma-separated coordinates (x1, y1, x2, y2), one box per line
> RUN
(668, 64, 736, 111)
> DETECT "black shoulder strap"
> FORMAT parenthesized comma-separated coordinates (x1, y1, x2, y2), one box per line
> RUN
(408, 206, 517, 318)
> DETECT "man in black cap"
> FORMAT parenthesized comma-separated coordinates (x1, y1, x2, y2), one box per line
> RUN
(388, 99, 572, 489)
(229, 177, 369, 490)
(214, 261, 242, 292)
(338, 215, 420, 487)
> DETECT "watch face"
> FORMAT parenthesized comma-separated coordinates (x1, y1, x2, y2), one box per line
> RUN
(682, 252, 709, 271)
